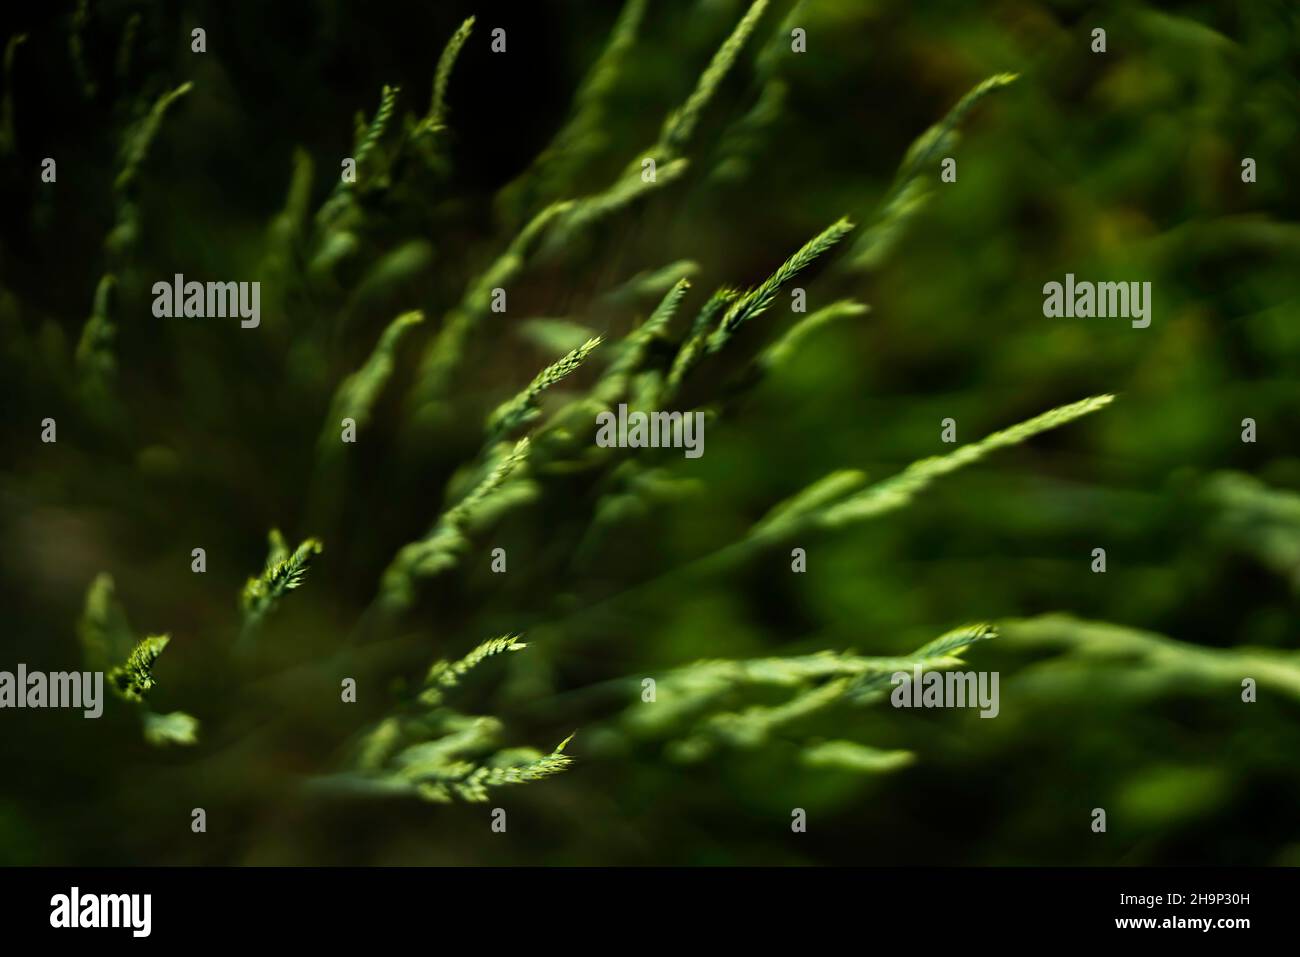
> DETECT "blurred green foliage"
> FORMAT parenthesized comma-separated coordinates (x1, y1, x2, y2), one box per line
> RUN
(1, 0, 1298, 865)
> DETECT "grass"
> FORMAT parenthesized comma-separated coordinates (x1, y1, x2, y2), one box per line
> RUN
(2, 0, 1297, 864)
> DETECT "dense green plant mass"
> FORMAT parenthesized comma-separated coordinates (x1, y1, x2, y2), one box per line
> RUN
(1, 0, 1298, 865)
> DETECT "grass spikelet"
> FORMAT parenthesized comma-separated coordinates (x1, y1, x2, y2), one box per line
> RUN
(78, 573, 133, 671)
(115, 81, 193, 194)
(756, 299, 868, 375)
(78, 576, 200, 746)
(488, 336, 603, 438)
(74, 274, 119, 410)
(630, 276, 691, 350)
(411, 202, 572, 416)
(351, 83, 399, 179)
(658, 0, 770, 158)
(814, 395, 1115, 529)
(598, 278, 690, 401)
(318, 640, 573, 803)
(263, 148, 315, 273)
(846, 624, 997, 699)
(380, 439, 531, 608)
(664, 286, 739, 396)
(417, 16, 475, 136)
(422, 634, 527, 703)
(545, 157, 689, 251)
(912, 622, 999, 659)
(560, 0, 645, 126)
(847, 72, 1018, 272)
(552, 397, 1109, 637)
(894, 72, 1020, 187)
(412, 0, 770, 418)
(463, 737, 574, 791)
(698, 677, 851, 750)
(442, 438, 532, 526)
(1003, 615, 1300, 701)
(109, 635, 170, 702)
(319, 310, 424, 456)
(500, 0, 646, 214)
(756, 0, 808, 78)
(707, 217, 855, 351)
(114, 12, 141, 81)
(750, 469, 868, 541)
(620, 623, 996, 762)
(710, 0, 799, 182)
(241, 532, 323, 631)
(576, 0, 770, 227)
(315, 84, 400, 231)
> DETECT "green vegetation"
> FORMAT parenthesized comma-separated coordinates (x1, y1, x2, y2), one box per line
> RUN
(1, 0, 1298, 866)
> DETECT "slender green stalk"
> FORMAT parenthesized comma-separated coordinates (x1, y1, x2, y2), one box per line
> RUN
(379, 439, 531, 610)
(597, 278, 691, 403)
(352, 83, 399, 179)
(410, 202, 572, 419)
(488, 336, 603, 439)
(548, 396, 1117, 631)
(115, 82, 193, 193)
(846, 72, 1018, 271)
(74, 274, 118, 412)
(318, 310, 424, 458)
(417, 17, 475, 136)
(656, 0, 770, 159)
(499, 0, 646, 214)
(708, 218, 855, 351)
